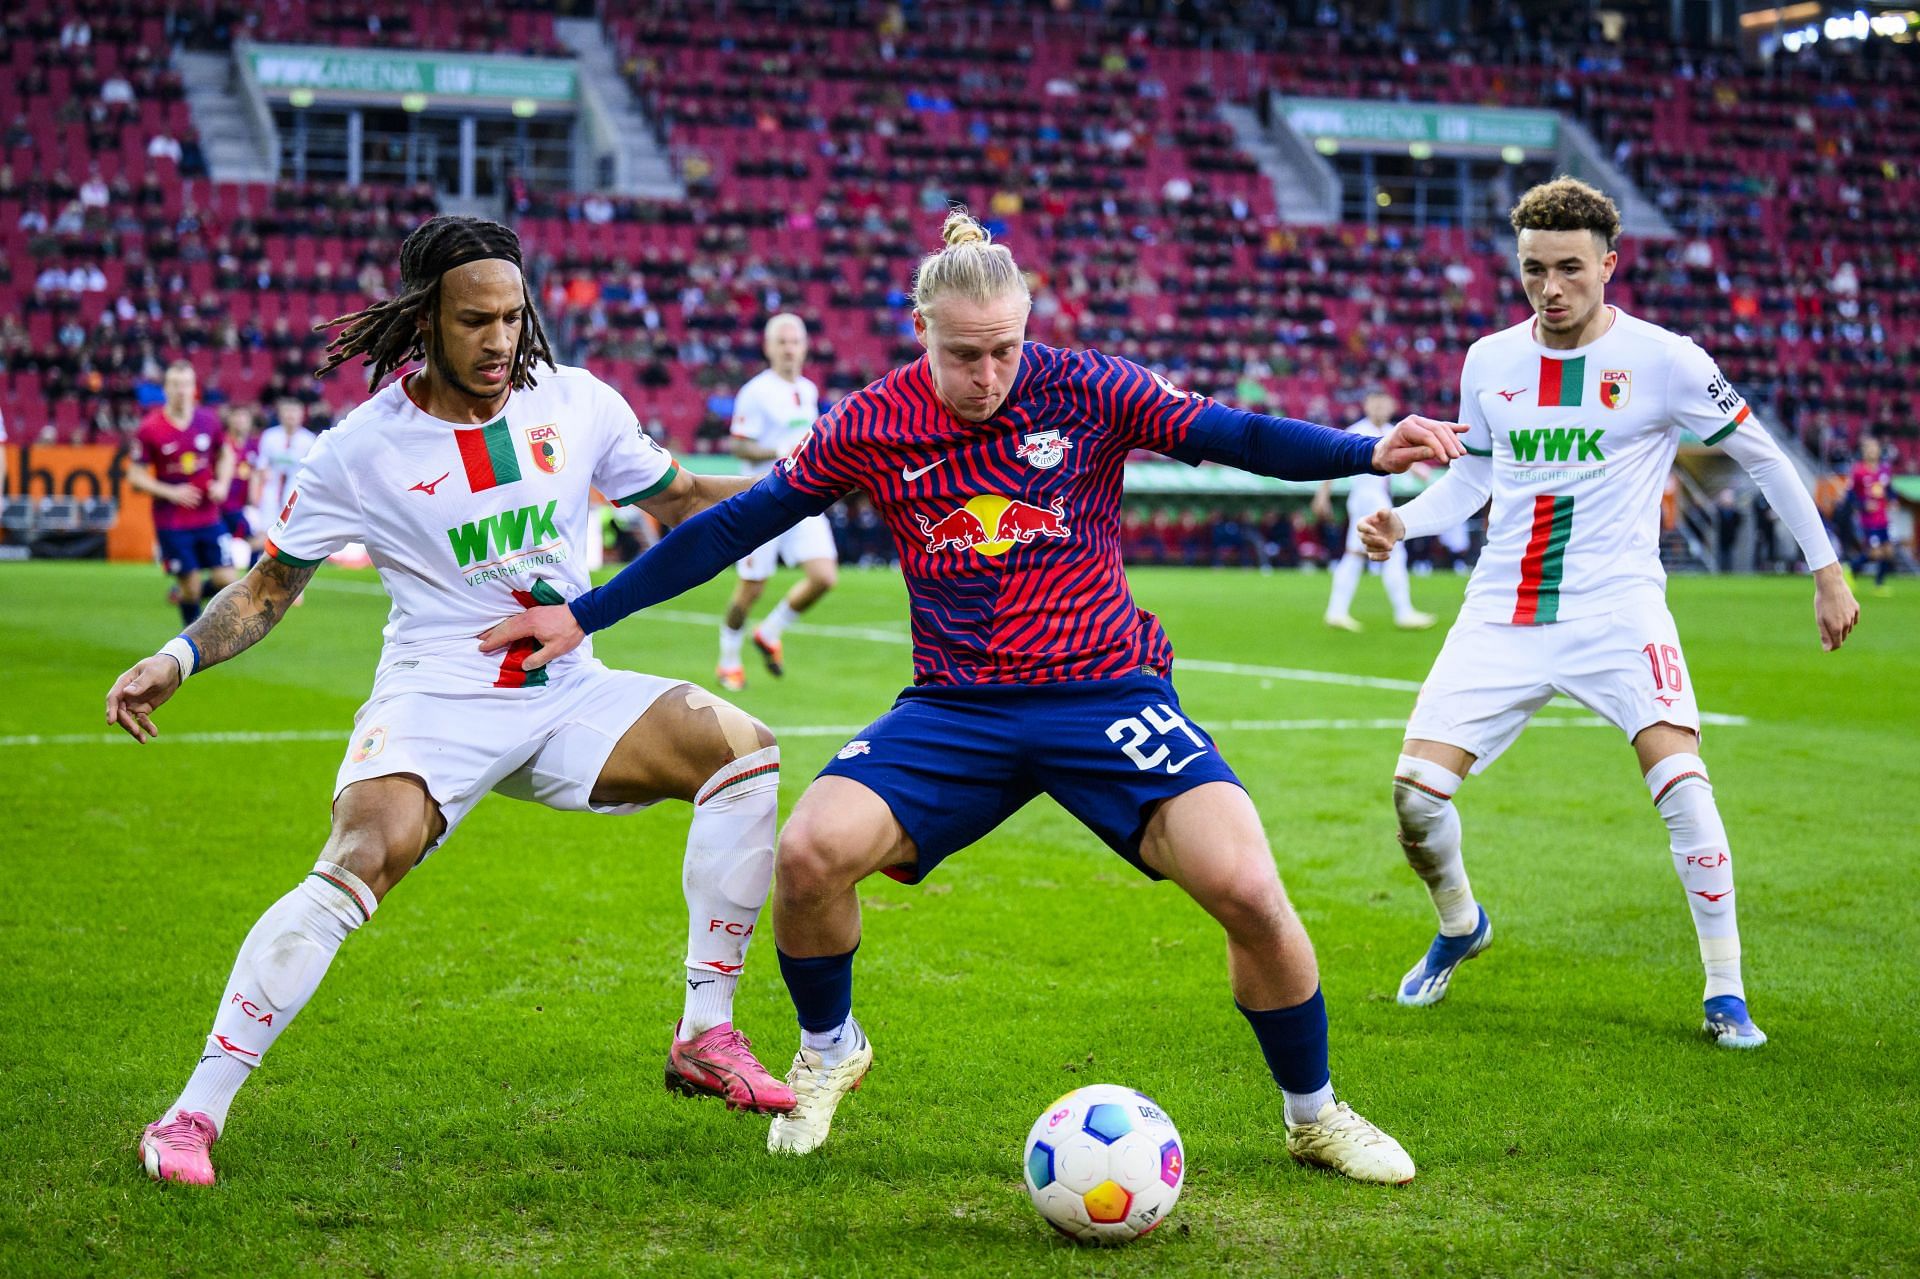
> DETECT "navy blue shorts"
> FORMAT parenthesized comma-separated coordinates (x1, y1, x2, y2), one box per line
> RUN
(817, 672, 1243, 884)
(1863, 524, 1889, 549)
(221, 509, 253, 540)
(156, 524, 231, 577)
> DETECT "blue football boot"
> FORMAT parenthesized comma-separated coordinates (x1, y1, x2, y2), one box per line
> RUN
(1397, 906, 1493, 1007)
(1702, 995, 1767, 1049)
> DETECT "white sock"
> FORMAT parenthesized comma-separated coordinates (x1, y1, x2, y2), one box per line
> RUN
(1326, 552, 1363, 619)
(801, 1014, 862, 1068)
(167, 861, 375, 1133)
(1284, 1082, 1336, 1127)
(718, 623, 745, 668)
(680, 745, 780, 1036)
(1382, 544, 1416, 620)
(1393, 755, 1479, 935)
(1647, 754, 1743, 1001)
(759, 599, 800, 641)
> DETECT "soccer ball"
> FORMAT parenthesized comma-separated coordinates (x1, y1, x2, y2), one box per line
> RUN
(1022, 1083, 1185, 1244)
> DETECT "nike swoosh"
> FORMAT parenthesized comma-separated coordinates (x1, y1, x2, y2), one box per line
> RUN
(1165, 750, 1207, 774)
(902, 459, 947, 481)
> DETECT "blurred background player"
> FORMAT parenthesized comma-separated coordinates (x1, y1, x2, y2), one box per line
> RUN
(215, 404, 263, 571)
(127, 361, 235, 625)
(1312, 390, 1435, 632)
(257, 398, 319, 605)
(1848, 436, 1895, 594)
(1361, 179, 1859, 1050)
(716, 313, 838, 691)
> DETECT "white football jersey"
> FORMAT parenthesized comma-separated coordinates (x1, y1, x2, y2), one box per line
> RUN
(255, 422, 317, 519)
(729, 368, 819, 477)
(1458, 307, 1750, 624)
(267, 365, 675, 695)
(1343, 418, 1392, 519)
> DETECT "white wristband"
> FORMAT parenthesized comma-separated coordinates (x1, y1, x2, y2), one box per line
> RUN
(159, 635, 198, 680)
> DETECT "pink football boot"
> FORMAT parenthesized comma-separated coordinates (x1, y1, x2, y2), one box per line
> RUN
(140, 1110, 218, 1185)
(665, 1022, 796, 1114)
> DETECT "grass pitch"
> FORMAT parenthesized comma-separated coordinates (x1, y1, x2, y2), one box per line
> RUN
(2, 559, 1915, 1277)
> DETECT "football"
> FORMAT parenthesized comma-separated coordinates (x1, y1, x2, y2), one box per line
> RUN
(1022, 1084, 1185, 1244)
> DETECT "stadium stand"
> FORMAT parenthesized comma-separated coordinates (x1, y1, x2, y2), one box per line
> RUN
(0, 0, 1913, 481)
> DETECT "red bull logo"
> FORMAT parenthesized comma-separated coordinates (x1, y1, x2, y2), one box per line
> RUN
(914, 495, 1071, 557)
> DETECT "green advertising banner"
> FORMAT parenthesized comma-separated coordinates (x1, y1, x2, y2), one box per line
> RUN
(247, 43, 576, 103)
(1281, 97, 1559, 151)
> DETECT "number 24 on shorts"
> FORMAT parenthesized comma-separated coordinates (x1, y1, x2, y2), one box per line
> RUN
(1107, 704, 1209, 773)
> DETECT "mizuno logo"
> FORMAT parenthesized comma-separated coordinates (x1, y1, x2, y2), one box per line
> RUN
(411, 471, 450, 495)
(902, 459, 947, 481)
(214, 1034, 259, 1058)
(1497, 388, 1526, 401)
(686, 978, 714, 990)
(446, 500, 560, 567)
(1692, 889, 1731, 902)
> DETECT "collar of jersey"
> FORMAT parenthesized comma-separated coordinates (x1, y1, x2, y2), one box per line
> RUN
(1528, 304, 1620, 358)
(401, 366, 514, 427)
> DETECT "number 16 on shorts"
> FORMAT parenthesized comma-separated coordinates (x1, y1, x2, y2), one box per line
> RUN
(1107, 704, 1210, 774)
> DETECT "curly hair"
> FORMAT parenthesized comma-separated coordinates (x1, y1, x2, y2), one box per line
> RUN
(1509, 177, 1622, 251)
(314, 215, 555, 392)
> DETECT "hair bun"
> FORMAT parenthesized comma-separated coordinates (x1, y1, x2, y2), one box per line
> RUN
(940, 207, 989, 249)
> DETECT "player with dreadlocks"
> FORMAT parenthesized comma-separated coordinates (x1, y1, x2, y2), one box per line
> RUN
(109, 216, 802, 1186)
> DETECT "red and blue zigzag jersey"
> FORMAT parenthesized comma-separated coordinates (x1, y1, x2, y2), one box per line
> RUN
(769, 342, 1210, 686)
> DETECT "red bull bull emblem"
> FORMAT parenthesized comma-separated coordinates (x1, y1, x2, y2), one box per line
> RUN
(915, 495, 1071, 557)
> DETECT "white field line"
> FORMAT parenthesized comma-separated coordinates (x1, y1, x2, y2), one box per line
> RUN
(6, 715, 1656, 750)
(301, 581, 1749, 727)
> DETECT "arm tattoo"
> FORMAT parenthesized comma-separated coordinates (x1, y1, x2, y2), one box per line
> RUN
(182, 558, 318, 669)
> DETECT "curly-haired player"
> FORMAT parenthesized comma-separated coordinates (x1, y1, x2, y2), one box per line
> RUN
(110, 216, 799, 1185)
(1361, 178, 1859, 1047)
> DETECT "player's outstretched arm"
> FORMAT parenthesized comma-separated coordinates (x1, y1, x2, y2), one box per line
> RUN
(1716, 423, 1856, 650)
(478, 475, 824, 671)
(104, 556, 316, 742)
(1173, 405, 1465, 481)
(1371, 416, 1470, 472)
(639, 466, 759, 527)
(1358, 458, 1493, 562)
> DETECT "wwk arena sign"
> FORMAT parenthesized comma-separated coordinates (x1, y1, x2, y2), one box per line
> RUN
(245, 43, 577, 107)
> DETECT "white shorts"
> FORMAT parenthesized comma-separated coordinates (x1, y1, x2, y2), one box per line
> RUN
(333, 664, 687, 854)
(1406, 597, 1700, 774)
(736, 513, 836, 581)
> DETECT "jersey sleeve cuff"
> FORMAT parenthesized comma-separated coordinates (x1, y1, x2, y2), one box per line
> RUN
(1463, 444, 1493, 457)
(264, 539, 325, 567)
(611, 460, 680, 506)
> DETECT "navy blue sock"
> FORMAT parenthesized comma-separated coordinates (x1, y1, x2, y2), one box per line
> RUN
(1237, 987, 1330, 1095)
(777, 946, 857, 1032)
(1875, 558, 1890, 586)
(178, 598, 201, 626)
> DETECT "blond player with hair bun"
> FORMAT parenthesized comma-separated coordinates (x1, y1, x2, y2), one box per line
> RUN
(485, 207, 1470, 1184)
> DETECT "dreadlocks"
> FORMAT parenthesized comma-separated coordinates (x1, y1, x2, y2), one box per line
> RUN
(314, 215, 556, 393)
